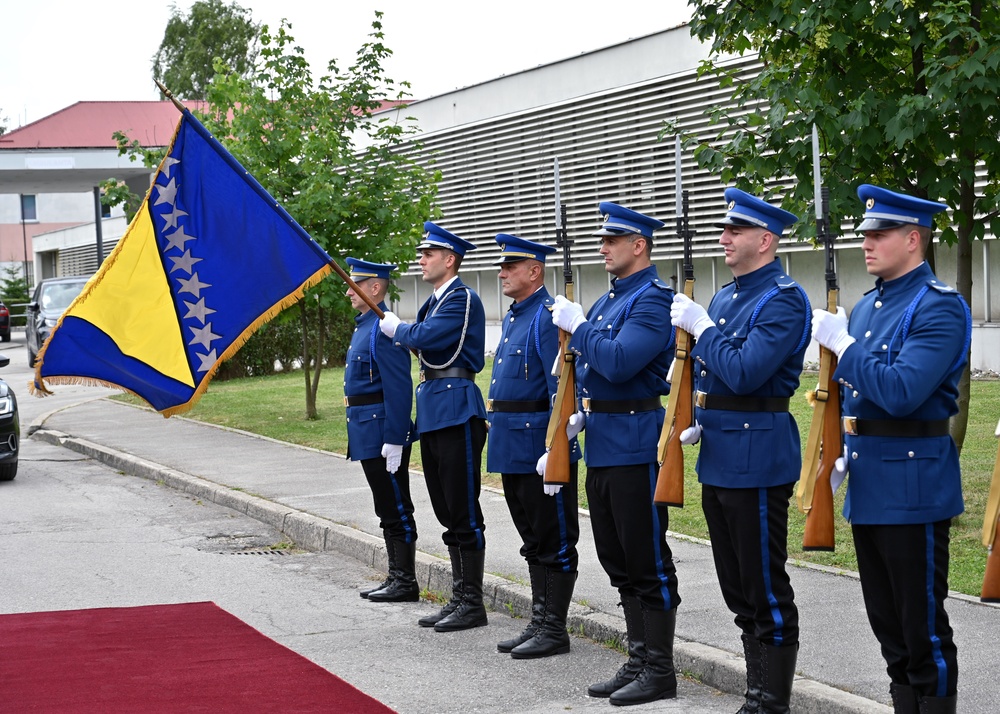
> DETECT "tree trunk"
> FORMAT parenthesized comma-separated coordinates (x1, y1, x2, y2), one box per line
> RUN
(950, 179, 977, 453)
(306, 303, 326, 420)
(300, 301, 318, 420)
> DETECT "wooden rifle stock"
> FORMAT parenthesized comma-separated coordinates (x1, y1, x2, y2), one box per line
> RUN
(654, 322, 692, 507)
(543, 328, 575, 485)
(800, 346, 838, 551)
(981, 423, 1000, 601)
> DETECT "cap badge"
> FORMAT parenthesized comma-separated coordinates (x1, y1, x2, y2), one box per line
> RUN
(728, 201, 736, 210)
(866, 198, 875, 209)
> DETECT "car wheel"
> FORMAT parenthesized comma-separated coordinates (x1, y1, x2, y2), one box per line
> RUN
(0, 333, 9, 343)
(27, 348, 36, 368)
(0, 461, 16, 481)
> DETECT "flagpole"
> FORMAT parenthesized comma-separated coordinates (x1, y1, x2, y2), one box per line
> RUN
(154, 81, 386, 319)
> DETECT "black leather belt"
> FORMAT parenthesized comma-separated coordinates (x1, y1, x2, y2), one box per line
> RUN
(420, 367, 476, 382)
(487, 399, 549, 413)
(695, 391, 790, 412)
(344, 393, 384, 407)
(582, 396, 661, 413)
(843, 417, 950, 438)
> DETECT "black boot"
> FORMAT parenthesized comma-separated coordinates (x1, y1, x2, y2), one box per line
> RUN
(917, 695, 957, 714)
(737, 634, 762, 714)
(890, 682, 918, 714)
(368, 539, 420, 602)
(360, 532, 394, 599)
(417, 546, 462, 627)
(588, 594, 646, 698)
(759, 642, 797, 714)
(609, 608, 677, 706)
(434, 549, 488, 631)
(510, 570, 576, 659)
(497, 564, 545, 653)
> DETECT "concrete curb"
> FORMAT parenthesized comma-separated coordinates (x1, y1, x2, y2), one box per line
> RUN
(32, 426, 890, 713)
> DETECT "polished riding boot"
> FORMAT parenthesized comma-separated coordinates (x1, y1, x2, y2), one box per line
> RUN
(609, 607, 677, 706)
(737, 634, 763, 714)
(368, 539, 419, 602)
(588, 594, 646, 698)
(417, 546, 462, 627)
(360, 532, 394, 599)
(917, 695, 957, 714)
(497, 564, 545, 653)
(510, 570, 576, 659)
(889, 682, 918, 714)
(759, 642, 797, 714)
(434, 549, 488, 631)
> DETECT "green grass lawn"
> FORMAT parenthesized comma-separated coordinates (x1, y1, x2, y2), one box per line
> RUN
(114, 360, 999, 597)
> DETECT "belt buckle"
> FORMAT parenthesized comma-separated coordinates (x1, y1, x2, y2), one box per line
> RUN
(343, 396, 350, 407)
(694, 391, 707, 409)
(486, 399, 494, 412)
(843, 416, 858, 436)
(419, 371, 426, 383)
(582, 398, 592, 413)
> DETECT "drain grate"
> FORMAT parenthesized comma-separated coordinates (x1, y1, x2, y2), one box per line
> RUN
(231, 548, 288, 556)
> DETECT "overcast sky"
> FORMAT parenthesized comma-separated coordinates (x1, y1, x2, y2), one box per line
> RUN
(2, 0, 694, 128)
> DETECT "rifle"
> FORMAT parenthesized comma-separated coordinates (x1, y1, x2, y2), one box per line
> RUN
(796, 124, 837, 551)
(653, 135, 694, 507)
(543, 158, 575, 486)
(981, 417, 1000, 602)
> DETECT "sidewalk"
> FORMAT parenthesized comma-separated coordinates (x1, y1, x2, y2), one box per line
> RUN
(31, 399, 999, 713)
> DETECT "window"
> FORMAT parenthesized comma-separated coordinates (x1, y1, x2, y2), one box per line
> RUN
(20, 194, 37, 221)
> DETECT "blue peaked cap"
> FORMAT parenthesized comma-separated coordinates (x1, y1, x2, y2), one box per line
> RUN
(492, 234, 557, 265)
(593, 201, 665, 239)
(856, 184, 946, 231)
(345, 256, 396, 281)
(418, 221, 478, 256)
(715, 188, 798, 235)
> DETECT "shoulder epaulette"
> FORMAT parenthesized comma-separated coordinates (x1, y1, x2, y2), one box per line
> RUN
(927, 279, 958, 294)
(650, 278, 673, 292)
(774, 274, 800, 291)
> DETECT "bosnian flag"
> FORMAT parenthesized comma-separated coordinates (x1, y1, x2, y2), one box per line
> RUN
(31, 108, 334, 416)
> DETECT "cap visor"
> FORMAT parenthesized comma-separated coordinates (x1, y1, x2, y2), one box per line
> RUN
(592, 228, 632, 237)
(857, 218, 906, 231)
(713, 217, 757, 229)
(491, 255, 529, 265)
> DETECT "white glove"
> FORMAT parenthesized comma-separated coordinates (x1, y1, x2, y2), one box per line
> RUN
(535, 451, 549, 476)
(811, 307, 855, 360)
(831, 445, 848, 493)
(379, 311, 401, 338)
(679, 420, 702, 445)
(670, 293, 715, 340)
(381, 443, 403, 473)
(551, 295, 587, 334)
(566, 411, 585, 439)
(544, 483, 563, 496)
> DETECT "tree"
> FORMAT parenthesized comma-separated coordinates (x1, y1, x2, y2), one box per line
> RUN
(0, 264, 31, 327)
(686, 0, 1000, 450)
(152, 0, 259, 100)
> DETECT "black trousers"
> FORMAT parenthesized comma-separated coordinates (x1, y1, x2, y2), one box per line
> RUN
(702, 483, 798, 647)
(586, 463, 679, 611)
(360, 445, 416, 543)
(853, 520, 958, 698)
(501, 462, 580, 573)
(420, 419, 488, 551)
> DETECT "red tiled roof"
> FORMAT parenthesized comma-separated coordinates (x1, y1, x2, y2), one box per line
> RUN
(0, 100, 205, 150)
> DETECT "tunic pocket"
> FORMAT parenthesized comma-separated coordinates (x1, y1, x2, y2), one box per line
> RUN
(879, 438, 942, 510)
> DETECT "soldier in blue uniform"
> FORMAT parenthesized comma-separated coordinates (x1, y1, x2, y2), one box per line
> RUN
(550, 202, 679, 706)
(379, 222, 489, 633)
(487, 234, 582, 660)
(343, 257, 418, 603)
(670, 189, 809, 714)
(812, 185, 969, 714)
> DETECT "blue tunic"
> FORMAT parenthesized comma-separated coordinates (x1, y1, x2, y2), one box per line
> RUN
(690, 259, 811, 488)
(344, 302, 414, 461)
(393, 277, 487, 434)
(835, 261, 970, 525)
(487, 286, 580, 473)
(569, 265, 674, 468)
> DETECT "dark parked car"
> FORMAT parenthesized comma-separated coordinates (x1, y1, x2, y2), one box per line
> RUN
(0, 301, 10, 342)
(26, 275, 89, 368)
(0, 353, 19, 481)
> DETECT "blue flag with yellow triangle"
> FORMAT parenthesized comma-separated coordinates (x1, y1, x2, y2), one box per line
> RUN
(31, 108, 334, 416)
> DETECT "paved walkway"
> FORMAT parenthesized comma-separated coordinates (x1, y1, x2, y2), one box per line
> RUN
(31, 399, 1000, 712)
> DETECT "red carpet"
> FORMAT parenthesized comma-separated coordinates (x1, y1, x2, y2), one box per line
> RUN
(0, 601, 395, 713)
